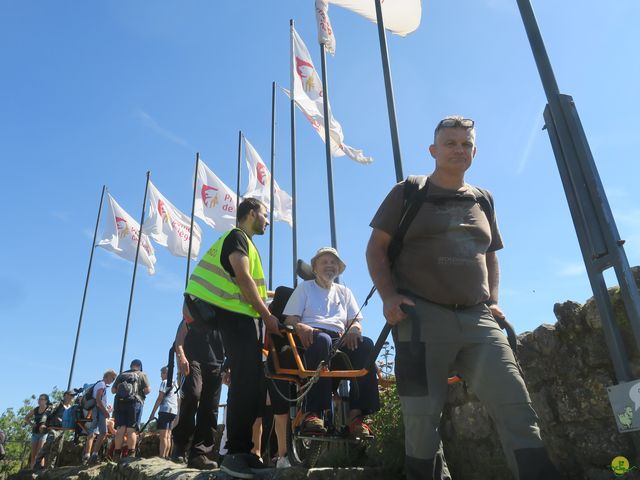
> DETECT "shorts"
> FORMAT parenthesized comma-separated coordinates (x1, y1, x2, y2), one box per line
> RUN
(114, 401, 141, 429)
(86, 408, 107, 435)
(156, 412, 176, 430)
(31, 432, 46, 443)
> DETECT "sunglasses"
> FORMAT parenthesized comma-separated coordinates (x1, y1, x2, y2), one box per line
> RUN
(436, 118, 475, 130)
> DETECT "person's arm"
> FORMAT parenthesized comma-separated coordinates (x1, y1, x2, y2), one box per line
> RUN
(485, 251, 505, 319)
(142, 374, 151, 396)
(148, 391, 165, 420)
(96, 389, 109, 417)
(175, 319, 190, 376)
(285, 314, 315, 349)
(229, 252, 280, 335)
(366, 228, 415, 325)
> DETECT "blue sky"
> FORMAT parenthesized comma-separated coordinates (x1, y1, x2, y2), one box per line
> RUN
(1, 0, 639, 414)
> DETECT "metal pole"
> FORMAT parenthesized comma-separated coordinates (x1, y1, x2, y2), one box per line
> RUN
(319, 43, 338, 251)
(67, 185, 106, 390)
(290, 19, 298, 287)
(185, 153, 199, 288)
(374, 0, 404, 183)
(269, 81, 276, 290)
(119, 171, 151, 373)
(514, 0, 560, 100)
(236, 130, 242, 227)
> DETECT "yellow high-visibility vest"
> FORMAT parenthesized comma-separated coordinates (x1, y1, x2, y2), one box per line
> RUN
(185, 228, 266, 317)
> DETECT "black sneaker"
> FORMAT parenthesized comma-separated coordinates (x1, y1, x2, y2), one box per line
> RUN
(220, 454, 254, 479)
(188, 454, 218, 470)
(244, 453, 270, 472)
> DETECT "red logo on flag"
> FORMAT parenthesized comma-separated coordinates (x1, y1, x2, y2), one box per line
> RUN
(201, 185, 219, 208)
(115, 216, 129, 239)
(256, 163, 268, 186)
(295, 57, 320, 95)
(158, 199, 171, 223)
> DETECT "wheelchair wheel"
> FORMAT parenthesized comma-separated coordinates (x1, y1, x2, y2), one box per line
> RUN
(286, 416, 323, 468)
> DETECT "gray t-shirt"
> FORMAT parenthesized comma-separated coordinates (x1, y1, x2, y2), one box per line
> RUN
(370, 178, 503, 306)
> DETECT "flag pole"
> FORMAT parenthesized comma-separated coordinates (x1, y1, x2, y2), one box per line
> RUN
(319, 43, 339, 252)
(185, 153, 199, 288)
(290, 19, 298, 287)
(269, 81, 277, 290)
(236, 130, 242, 227)
(67, 185, 106, 390)
(119, 171, 151, 373)
(374, 0, 404, 183)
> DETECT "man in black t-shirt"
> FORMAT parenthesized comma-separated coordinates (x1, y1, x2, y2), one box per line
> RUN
(172, 311, 224, 468)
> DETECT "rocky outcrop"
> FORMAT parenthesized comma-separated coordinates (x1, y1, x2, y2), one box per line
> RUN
(440, 268, 640, 480)
(8, 457, 387, 480)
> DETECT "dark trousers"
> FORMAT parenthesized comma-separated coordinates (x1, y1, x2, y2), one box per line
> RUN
(217, 309, 263, 454)
(172, 361, 222, 456)
(303, 330, 380, 415)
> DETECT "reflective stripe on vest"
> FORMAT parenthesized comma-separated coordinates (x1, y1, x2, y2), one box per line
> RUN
(185, 228, 266, 317)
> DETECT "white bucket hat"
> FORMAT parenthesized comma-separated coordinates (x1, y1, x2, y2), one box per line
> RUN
(310, 247, 346, 275)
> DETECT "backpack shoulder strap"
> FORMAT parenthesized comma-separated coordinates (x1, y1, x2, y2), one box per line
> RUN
(388, 176, 430, 265)
(469, 185, 495, 225)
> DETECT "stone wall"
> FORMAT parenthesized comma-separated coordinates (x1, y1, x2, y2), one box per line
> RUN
(440, 268, 640, 480)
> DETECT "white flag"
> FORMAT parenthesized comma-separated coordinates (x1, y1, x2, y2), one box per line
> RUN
(316, 0, 336, 55)
(283, 87, 371, 164)
(292, 27, 372, 164)
(145, 181, 202, 259)
(329, 0, 421, 37)
(243, 137, 293, 226)
(194, 160, 237, 232)
(97, 194, 157, 275)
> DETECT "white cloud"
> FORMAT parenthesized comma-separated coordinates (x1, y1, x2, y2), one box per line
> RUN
(51, 210, 71, 222)
(134, 108, 190, 148)
(516, 104, 545, 176)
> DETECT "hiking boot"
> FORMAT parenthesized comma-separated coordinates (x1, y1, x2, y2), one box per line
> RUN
(188, 454, 218, 470)
(220, 454, 254, 479)
(301, 413, 326, 435)
(349, 417, 373, 438)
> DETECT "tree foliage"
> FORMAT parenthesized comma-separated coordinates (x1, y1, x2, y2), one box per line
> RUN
(0, 386, 65, 478)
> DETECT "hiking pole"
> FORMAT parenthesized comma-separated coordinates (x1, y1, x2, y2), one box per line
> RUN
(365, 324, 392, 371)
(140, 417, 156, 433)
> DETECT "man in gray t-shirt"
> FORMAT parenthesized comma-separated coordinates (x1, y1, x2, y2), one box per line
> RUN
(367, 116, 560, 480)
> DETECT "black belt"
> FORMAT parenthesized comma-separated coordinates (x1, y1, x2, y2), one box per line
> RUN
(401, 290, 479, 311)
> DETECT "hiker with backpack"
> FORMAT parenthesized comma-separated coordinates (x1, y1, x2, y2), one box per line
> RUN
(33, 390, 74, 469)
(111, 359, 150, 459)
(171, 312, 224, 469)
(23, 393, 51, 469)
(366, 116, 561, 480)
(82, 369, 117, 465)
(147, 366, 178, 459)
(282, 247, 380, 437)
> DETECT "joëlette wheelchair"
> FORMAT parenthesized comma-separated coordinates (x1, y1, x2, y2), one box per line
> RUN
(262, 260, 520, 468)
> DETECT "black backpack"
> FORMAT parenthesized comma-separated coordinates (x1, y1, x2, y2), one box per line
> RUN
(115, 371, 140, 402)
(387, 175, 495, 265)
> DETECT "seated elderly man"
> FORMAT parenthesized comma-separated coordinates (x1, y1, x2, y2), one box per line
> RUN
(283, 247, 379, 435)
